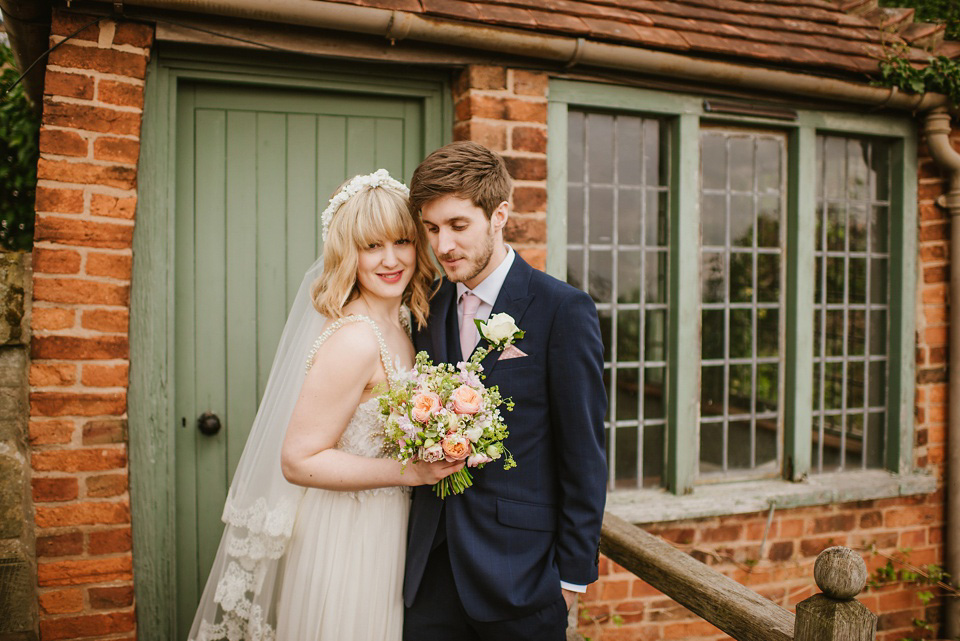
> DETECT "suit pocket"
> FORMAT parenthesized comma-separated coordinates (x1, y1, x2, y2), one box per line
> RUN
(497, 497, 557, 532)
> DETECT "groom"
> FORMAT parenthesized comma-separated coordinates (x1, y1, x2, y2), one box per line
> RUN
(403, 141, 608, 640)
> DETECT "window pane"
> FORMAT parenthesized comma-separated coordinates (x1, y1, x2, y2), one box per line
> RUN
(698, 129, 785, 480)
(813, 135, 891, 472)
(567, 109, 669, 489)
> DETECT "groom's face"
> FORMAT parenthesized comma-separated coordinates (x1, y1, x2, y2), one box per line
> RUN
(420, 195, 507, 288)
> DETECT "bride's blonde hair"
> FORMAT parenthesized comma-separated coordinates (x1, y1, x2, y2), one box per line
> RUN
(311, 180, 436, 329)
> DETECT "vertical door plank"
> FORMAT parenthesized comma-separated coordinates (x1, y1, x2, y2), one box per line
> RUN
(346, 117, 376, 178)
(375, 117, 404, 178)
(316, 115, 347, 254)
(192, 108, 229, 580)
(256, 113, 288, 398)
(225, 110, 259, 478)
(286, 114, 319, 306)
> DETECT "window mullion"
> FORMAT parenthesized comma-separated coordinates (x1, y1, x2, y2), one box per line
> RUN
(667, 113, 700, 494)
(783, 127, 816, 480)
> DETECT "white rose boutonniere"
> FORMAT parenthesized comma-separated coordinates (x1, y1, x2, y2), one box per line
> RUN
(475, 313, 525, 351)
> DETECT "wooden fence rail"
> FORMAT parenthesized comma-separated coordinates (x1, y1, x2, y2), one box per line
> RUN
(586, 512, 877, 641)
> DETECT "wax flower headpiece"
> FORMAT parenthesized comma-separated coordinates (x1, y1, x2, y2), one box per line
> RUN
(320, 168, 410, 241)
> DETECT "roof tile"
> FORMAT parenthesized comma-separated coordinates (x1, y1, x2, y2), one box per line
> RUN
(420, 0, 482, 21)
(526, 9, 593, 35)
(473, 3, 538, 28)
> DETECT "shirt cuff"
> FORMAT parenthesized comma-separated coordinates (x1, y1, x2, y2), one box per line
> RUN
(560, 581, 587, 593)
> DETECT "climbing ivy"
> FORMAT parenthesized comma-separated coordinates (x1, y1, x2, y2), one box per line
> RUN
(0, 42, 39, 251)
(878, 47, 960, 107)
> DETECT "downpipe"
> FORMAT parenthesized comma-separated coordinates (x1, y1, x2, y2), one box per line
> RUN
(923, 107, 960, 640)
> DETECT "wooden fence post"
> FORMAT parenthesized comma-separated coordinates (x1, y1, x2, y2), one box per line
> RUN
(795, 546, 877, 641)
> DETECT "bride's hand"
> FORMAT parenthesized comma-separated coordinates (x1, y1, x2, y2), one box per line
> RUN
(406, 459, 465, 486)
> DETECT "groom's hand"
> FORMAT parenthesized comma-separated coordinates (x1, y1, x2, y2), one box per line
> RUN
(561, 588, 577, 612)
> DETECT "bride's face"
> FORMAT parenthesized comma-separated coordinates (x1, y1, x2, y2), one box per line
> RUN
(355, 237, 417, 301)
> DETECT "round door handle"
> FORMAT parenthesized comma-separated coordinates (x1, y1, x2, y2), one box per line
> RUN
(198, 412, 222, 436)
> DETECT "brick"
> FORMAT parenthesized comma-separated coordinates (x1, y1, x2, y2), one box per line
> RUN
(899, 528, 927, 548)
(81, 309, 129, 333)
(464, 65, 507, 90)
(918, 222, 949, 242)
(98, 79, 145, 108)
(35, 500, 130, 528)
(85, 252, 132, 280)
(51, 12, 101, 41)
(651, 527, 696, 545)
(919, 243, 947, 261)
(512, 186, 546, 213)
(90, 193, 137, 219)
(37, 158, 137, 190)
(29, 363, 78, 387)
(93, 136, 140, 164)
(813, 513, 856, 534)
(800, 537, 834, 557)
(33, 276, 130, 305)
(453, 121, 506, 151)
(29, 419, 75, 445)
(701, 524, 743, 542)
(662, 620, 724, 639)
(39, 588, 84, 615)
(601, 579, 630, 600)
(35, 216, 134, 250)
(512, 70, 548, 96)
(37, 531, 84, 558)
(38, 555, 131, 586)
(88, 526, 132, 555)
(86, 473, 128, 498)
(44, 71, 95, 100)
(32, 448, 127, 472)
(42, 100, 142, 137)
(113, 21, 155, 47)
(33, 247, 82, 274)
(504, 98, 548, 123)
(32, 476, 80, 502)
(504, 215, 546, 244)
(89, 584, 134, 609)
(503, 155, 546, 181)
(40, 128, 88, 157)
(48, 43, 148, 79)
(460, 94, 506, 120)
(768, 540, 794, 561)
(511, 125, 547, 153)
(884, 506, 939, 527)
(860, 510, 882, 528)
(32, 335, 128, 360)
(31, 390, 127, 417)
(81, 363, 129, 388)
(83, 419, 128, 445)
(39, 610, 136, 640)
(35, 186, 85, 214)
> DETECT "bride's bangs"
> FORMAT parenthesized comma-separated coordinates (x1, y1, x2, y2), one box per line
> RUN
(352, 188, 416, 249)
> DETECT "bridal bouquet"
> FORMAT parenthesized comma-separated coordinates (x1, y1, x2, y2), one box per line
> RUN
(377, 334, 518, 499)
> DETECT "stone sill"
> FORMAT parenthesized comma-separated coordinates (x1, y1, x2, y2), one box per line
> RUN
(605, 470, 939, 525)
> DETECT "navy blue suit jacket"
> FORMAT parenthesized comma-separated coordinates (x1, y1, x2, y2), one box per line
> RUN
(403, 254, 608, 622)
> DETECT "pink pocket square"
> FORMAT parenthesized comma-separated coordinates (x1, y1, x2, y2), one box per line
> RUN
(498, 344, 528, 361)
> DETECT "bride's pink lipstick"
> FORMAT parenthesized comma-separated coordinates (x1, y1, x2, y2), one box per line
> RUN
(378, 270, 404, 283)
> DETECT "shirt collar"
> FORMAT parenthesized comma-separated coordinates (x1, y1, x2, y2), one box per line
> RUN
(456, 246, 515, 307)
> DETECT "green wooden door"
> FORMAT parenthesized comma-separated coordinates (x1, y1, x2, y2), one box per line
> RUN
(173, 81, 427, 638)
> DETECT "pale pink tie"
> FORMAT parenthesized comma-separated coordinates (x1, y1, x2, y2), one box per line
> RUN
(460, 292, 482, 360)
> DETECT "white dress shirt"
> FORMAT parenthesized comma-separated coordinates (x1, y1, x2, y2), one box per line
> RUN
(455, 246, 586, 595)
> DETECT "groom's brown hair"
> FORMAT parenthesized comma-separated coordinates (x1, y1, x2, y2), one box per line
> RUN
(409, 141, 512, 219)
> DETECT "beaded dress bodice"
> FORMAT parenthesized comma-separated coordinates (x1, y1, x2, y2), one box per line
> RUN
(305, 315, 409, 497)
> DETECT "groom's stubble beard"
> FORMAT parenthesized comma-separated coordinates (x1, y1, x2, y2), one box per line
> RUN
(438, 223, 496, 284)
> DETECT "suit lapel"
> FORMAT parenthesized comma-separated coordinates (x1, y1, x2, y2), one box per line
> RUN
(477, 255, 535, 376)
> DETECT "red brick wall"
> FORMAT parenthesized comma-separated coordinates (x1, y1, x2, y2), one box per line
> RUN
(29, 11, 152, 640)
(452, 63, 950, 641)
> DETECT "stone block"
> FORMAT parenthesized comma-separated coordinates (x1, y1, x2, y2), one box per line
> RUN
(0, 349, 26, 387)
(0, 255, 26, 346)
(0, 540, 38, 635)
(0, 449, 25, 539)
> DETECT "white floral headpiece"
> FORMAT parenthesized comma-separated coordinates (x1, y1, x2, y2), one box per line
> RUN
(321, 169, 410, 241)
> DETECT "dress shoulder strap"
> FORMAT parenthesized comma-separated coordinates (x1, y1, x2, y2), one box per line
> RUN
(305, 314, 396, 381)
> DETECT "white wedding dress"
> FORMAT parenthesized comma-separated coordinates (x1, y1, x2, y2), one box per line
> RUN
(274, 314, 410, 640)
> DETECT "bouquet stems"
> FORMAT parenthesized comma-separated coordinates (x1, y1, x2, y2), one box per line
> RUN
(433, 468, 474, 499)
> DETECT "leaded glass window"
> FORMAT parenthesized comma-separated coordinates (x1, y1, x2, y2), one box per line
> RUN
(697, 129, 785, 480)
(566, 110, 669, 489)
(812, 136, 891, 472)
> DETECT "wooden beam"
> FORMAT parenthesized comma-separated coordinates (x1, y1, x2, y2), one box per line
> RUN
(601, 511, 796, 641)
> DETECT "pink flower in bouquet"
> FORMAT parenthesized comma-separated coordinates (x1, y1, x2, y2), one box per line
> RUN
(450, 385, 482, 415)
(411, 391, 442, 424)
(467, 452, 493, 467)
(421, 443, 444, 463)
(441, 433, 471, 461)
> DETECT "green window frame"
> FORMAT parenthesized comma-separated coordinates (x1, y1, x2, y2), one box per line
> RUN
(547, 80, 917, 497)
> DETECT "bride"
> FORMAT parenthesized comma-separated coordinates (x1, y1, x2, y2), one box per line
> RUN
(189, 170, 463, 641)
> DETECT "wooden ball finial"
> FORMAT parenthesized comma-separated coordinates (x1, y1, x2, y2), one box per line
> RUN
(814, 546, 867, 600)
